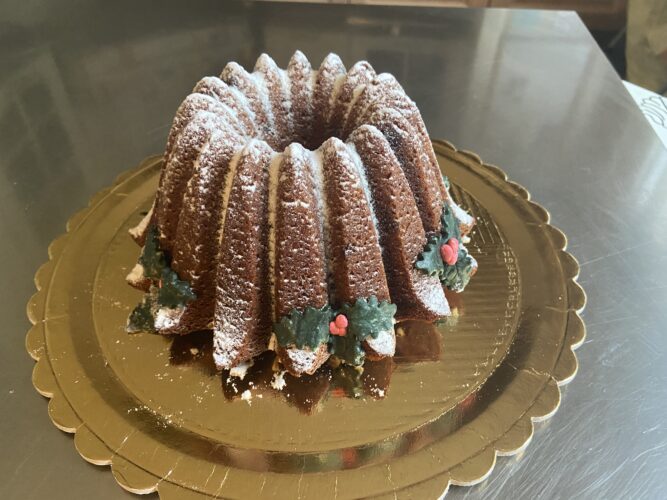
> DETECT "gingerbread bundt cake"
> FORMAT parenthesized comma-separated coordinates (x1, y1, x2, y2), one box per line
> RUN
(126, 51, 477, 377)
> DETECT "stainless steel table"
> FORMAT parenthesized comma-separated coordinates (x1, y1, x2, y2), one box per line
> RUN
(1, 1, 665, 498)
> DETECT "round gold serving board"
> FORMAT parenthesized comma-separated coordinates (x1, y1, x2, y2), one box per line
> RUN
(26, 141, 585, 499)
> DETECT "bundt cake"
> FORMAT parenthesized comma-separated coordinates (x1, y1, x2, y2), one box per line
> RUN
(126, 51, 477, 377)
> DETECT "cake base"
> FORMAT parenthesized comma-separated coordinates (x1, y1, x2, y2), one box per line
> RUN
(26, 141, 585, 499)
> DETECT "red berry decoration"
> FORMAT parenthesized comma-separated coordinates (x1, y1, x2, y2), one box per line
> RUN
(440, 243, 456, 266)
(329, 314, 348, 336)
(447, 237, 459, 255)
(334, 314, 348, 329)
(329, 321, 346, 336)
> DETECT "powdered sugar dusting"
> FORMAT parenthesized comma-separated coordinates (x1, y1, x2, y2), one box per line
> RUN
(270, 370, 287, 391)
(328, 73, 346, 123)
(284, 345, 321, 373)
(346, 142, 381, 245)
(450, 199, 475, 229)
(126, 263, 145, 285)
(267, 151, 283, 321)
(343, 84, 368, 134)
(365, 328, 396, 357)
(241, 389, 253, 405)
(226, 82, 259, 134)
(155, 306, 185, 330)
(280, 68, 294, 140)
(129, 202, 154, 241)
(213, 322, 243, 369)
(192, 77, 256, 137)
(411, 269, 450, 315)
(308, 147, 333, 298)
(251, 58, 279, 147)
(218, 148, 244, 239)
(229, 359, 254, 380)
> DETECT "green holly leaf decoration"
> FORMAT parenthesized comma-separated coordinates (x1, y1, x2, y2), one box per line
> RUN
(339, 296, 397, 341)
(442, 251, 476, 292)
(330, 296, 397, 366)
(127, 294, 156, 333)
(440, 203, 461, 241)
(274, 296, 398, 367)
(127, 224, 197, 333)
(274, 305, 333, 350)
(157, 267, 196, 309)
(415, 203, 476, 292)
(415, 235, 445, 277)
(442, 174, 451, 191)
(138, 225, 166, 279)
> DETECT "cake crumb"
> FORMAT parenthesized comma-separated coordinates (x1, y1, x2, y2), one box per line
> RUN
(241, 389, 253, 405)
(229, 360, 254, 380)
(371, 387, 385, 397)
(189, 347, 199, 356)
(271, 370, 287, 391)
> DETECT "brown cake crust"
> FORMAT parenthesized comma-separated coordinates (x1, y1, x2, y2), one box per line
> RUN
(273, 143, 331, 376)
(311, 54, 345, 148)
(162, 128, 244, 335)
(287, 50, 314, 146)
(273, 144, 329, 317)
(321, 137, 390, 305)
(131, 92, 253, 247)
(192, 77, 257, 137)
(328, 61, 376, 137)
(164, 94, 242, 165)
(254, 54, 291, 151)
(349, 125, 450, 321)
(365, 108, 444, 236)
(221, 61, 277, 148)
(355, 74, 416, 128)
(321, 138, 396, 360)
(349, 73, 451, 203)
(213, 140, 273, 369)
(358, 81, 476, 236)
(154, 112, 230, 253)
(130, 94, 240, 246)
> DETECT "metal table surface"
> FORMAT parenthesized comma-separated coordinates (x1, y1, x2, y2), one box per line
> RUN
(1, 1, 666, 499)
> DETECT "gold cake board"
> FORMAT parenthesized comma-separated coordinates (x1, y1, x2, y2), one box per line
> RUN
(26, 140, 585, 499)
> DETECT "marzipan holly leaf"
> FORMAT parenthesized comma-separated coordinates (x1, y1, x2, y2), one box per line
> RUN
(415, 203, 476, 291)
(442, 251, 476, 292)
(440, 203, 461, 241)
(330, 296, 397, 366)
(157, 268, 196, 309)
(138, 225, 166, 279)
(415, 235, 445, 277)
(127, 224, 197, 333)
(127, 295, 156, 333)
(340, 296, 397, 342)
(274, 305, 332, 350)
